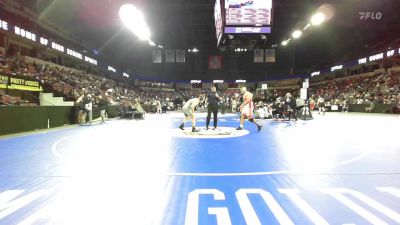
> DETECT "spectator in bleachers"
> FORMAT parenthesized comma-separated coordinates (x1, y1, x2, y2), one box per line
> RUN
(309, 72, 399, 109)
(1, 55, 399, 116)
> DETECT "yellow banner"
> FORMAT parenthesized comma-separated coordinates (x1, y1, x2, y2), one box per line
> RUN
(8, 77, 43, 92)
(0, 74, 43, 91)
(8, 84, 43, 92)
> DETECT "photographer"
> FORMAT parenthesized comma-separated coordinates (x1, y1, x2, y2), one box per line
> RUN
(272, 97, 284, 119)
(284, 93, 298, 121)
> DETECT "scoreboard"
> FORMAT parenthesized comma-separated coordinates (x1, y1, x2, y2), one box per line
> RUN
(225, 8, 271, 26)
(225, 0, 272, 26)
(215, 0, 273, 46)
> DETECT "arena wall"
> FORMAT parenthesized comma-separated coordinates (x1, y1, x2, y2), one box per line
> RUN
(0, 105, 120, 135)
(0, 106, 73, 135)
(348, 104, 397, 114)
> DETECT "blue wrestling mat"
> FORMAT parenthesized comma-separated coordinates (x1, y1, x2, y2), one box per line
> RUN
(0, 113, 399, 225)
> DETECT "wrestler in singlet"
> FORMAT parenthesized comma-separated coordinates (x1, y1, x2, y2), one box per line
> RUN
(241, 91, 254, 118)
(237, 87, 262, 131)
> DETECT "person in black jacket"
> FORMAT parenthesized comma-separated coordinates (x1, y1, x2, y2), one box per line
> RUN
(206, 86, 223, 130)
(285, 93, 298, 121)
(76, 95, 87, 124)
(97, 95, 109, 122)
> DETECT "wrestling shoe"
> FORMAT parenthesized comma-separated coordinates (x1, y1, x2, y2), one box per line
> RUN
(257, 125, 263, 132)
(236, 127, 243, 130)
(192, 127, 200, 132)
(179, 124, 184, 130)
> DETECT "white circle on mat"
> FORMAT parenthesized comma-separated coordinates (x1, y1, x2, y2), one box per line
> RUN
(172, 127, 250, 139)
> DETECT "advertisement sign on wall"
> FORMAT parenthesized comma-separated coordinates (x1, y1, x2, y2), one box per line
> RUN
(0, 74, 43, 91)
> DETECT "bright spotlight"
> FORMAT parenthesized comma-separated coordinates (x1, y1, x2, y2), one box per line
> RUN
(311, 12, 326, 26)
(281, 40, 288, 46)
(149, 40, 156, 46)
(192, 48, 199, 53)
(119, 4, 151, 40)
(292, 30, 302, 39)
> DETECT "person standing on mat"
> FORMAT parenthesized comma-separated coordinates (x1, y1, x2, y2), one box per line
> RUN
(237, 87, 262, 131)
(206, 86, 223, 130)
(179, 94, 204, 132)
(84, 94, 93, 125)
(317, 96, 326, 115)
(97, 94, 109, 123)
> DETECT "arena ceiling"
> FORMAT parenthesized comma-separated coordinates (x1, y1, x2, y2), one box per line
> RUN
(12, 0, 400, 80)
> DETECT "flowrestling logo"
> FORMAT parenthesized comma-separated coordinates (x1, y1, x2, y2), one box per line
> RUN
(359, 12, 383, 20)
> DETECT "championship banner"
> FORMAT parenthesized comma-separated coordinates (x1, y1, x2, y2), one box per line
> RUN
(165, 50, 175, 63)
(254, 49, 264, 63)
(175, 50, 186, 63)
(208, 56, 223, 69)
(152, 50, 162, 63)
(266, 49, 276, 63)
(0, 74, 43, 91)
